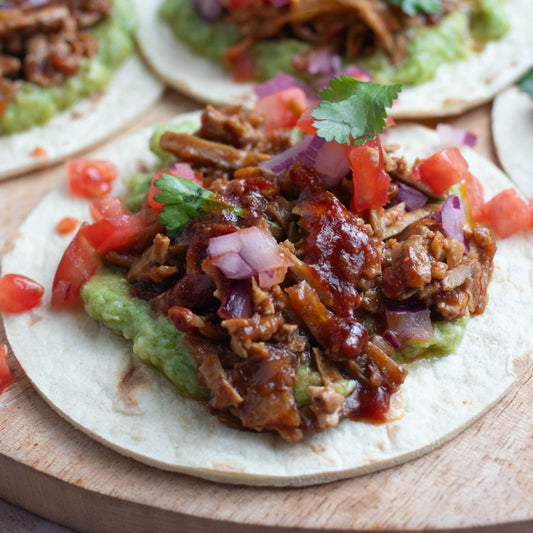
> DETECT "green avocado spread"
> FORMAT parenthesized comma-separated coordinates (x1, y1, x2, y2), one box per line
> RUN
(159, 0, 509, 85)
(81, 269, 209, 401)
(0, 0, 136, 136)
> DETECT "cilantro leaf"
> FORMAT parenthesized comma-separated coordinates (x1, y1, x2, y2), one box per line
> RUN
(385, 0, 442, 16)
(154, 174, 246, 237)
(311, 77, 401, 145)
(518, 67, 533, 99)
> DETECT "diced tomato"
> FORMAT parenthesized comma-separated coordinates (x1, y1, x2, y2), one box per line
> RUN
(51, 223, 102, 306)
(89, 196, 128, 221)
(349, 135, 390, 213)
(255, 87, 307, 131)
(67, 158, 118, 199)
(0, 274, 44, 313)
(463, 172, 486, 223)
(484, 189, 531, 239)
(148, 164, 200, 213)
(55, 217, 80, 235)
(412, 147, 469, 195)
(81, 214, 146, 252)
(0, 344, 14, 394)
(296, 106, 317, 136)
(231, 49, 255, 83)
(30, 146, 48, 158)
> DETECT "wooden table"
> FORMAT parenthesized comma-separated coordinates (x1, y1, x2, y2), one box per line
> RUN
(0, 89, 531, 533)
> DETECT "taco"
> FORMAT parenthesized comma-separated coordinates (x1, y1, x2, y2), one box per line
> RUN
(492, 67, 533, 197)
(1, 81, 532, 486)
(0, 0, 163, 181)
(135, 0, 533, 118)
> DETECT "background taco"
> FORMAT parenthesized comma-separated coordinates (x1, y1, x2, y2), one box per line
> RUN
(492, 67, 533, 197)
(1, 111, 531, 486)
(0, 0, 163, 181)
(135, 0, 533, 118)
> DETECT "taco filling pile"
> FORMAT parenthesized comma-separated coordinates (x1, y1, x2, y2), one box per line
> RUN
(46, 79, 501, 443)
(0, 0, 135, 134)
(159, 0, 509, 86)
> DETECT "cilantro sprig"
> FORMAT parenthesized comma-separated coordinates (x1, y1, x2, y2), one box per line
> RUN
(385, 0, 442, 16)
(154, 174, 246, 237)
(310, 76, 401, 145)
(518, 68, 533, 99)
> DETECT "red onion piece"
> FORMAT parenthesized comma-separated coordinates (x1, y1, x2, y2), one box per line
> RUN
(207, 226, 292, 287)
(193, 0, 224, 22)
(385, 303, 433, 350)
(168, 162, 202, 184)
(300, 136, 351, 187)
(205, 231, 242, 257)
(218, 280, 252, 319)
(395, 182, 428, 211)
(259, 135, 313, 174)
(436, 123, 477, 148)
(211, 251, 255, 280)
(260, 134, 350, 186)
(254, 72, 311, 98)
(306, 49, 342, 76)
(436, 194, 469, 251)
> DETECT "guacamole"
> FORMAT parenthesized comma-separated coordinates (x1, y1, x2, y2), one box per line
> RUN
(159, 0, 509, 86)
(0, 0, 137, 136)
(81, 269, 209, 400)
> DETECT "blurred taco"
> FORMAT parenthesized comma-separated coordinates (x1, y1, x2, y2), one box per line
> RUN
(0, 0, 162, 180)
(492, 67, 533, 197)
(136, 0, 533, 117)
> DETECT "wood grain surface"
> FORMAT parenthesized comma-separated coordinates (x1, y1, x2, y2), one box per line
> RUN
(0, 91, 531, 533)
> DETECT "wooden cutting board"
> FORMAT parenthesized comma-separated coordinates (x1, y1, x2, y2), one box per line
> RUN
(0, 93, 531, 533)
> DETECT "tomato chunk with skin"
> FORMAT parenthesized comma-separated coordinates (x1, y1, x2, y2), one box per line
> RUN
(0, 344, 14, 394)
(463, 172, 486, 223)
(296, 106, 318, 136)
(89, 196, 128, 221)
(67, 158, 118, 199)
(51, 223, 102, 306)
(349, 135, 390, 213)
(149, 164, 200, 213)
(0, 274, 44, 313)
(81, 214, 146, 253)
(413, 147, 469, 195)
(255, 87, 307, 131)
(484, 189, 531, 238)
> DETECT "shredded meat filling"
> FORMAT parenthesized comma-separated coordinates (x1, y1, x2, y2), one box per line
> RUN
(104, 106, 495, 441)
(221, 0, 454, 71)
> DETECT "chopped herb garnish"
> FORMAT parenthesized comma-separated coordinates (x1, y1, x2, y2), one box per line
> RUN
(154, 173, 247, 237)
(518, 67, 533, 99)
(311, 76, 401, 145)
(385, 0, 442, 16)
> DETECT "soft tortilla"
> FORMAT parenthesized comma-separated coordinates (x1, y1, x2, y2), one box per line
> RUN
(135, 0, 533, 118)
(0, 55, 163, 181)
(492, 84, 533, 197)
(1, 117, 532, 487)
